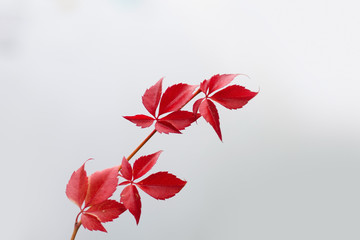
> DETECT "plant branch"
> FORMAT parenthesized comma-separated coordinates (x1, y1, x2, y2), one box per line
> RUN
(71, 221, 82, 240)
(126, 129, 157, 161)
(71, 87, 202, 239)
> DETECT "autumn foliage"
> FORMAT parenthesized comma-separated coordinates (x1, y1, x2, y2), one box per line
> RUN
(66, 74, 258, 239)
(66, 160, 126, 232)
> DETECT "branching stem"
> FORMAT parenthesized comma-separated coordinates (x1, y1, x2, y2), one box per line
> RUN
(71, 87, 202, 240)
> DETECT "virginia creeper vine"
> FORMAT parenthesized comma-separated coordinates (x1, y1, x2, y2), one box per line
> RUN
(67, 74, 258, 240)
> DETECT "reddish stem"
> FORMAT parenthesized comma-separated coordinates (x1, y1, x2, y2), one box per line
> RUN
(70, 221, 82, 240)
(126, 129, 157, 161)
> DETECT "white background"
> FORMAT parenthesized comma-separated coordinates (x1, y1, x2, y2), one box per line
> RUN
(1, 0, 359, 239)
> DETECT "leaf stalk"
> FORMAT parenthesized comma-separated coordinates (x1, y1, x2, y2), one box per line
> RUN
(71, 221, 82, 240)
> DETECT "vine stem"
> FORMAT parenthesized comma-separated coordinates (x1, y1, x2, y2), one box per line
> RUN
(126, 129, 157, 161)
(71, 87, 202, 240)
(71, 221, 82, 240)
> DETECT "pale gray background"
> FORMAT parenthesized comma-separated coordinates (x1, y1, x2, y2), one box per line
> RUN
(1, 0, 359, 239)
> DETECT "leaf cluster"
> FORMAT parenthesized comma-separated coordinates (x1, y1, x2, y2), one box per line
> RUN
(66, 74, 258, 236)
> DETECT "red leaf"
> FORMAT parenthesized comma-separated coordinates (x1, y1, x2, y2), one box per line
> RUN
(192, 98, 204, 115)
(133, 151, 162, 180)
(158, 84, 197, 116)
(160, 110, 200, 131)
(120, 157, 132, 181)
(155, 120, 181, 134)
(200, 79, 209, 94)
(210, 85, 258, 109)
(119, 180, 131, 186)
(84, 165, 119, 207)
(85, 200, 126, 223)
(66, 159, 90, 208)
(81, 213, 107, 232)
(120, 185, 142, 224)
(142, 78, 163, 117)
(207, 74, 238, 95)
(136, 172, 187, 200)
(199, 99, 222, 141)
(123, 115, 154, 128)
